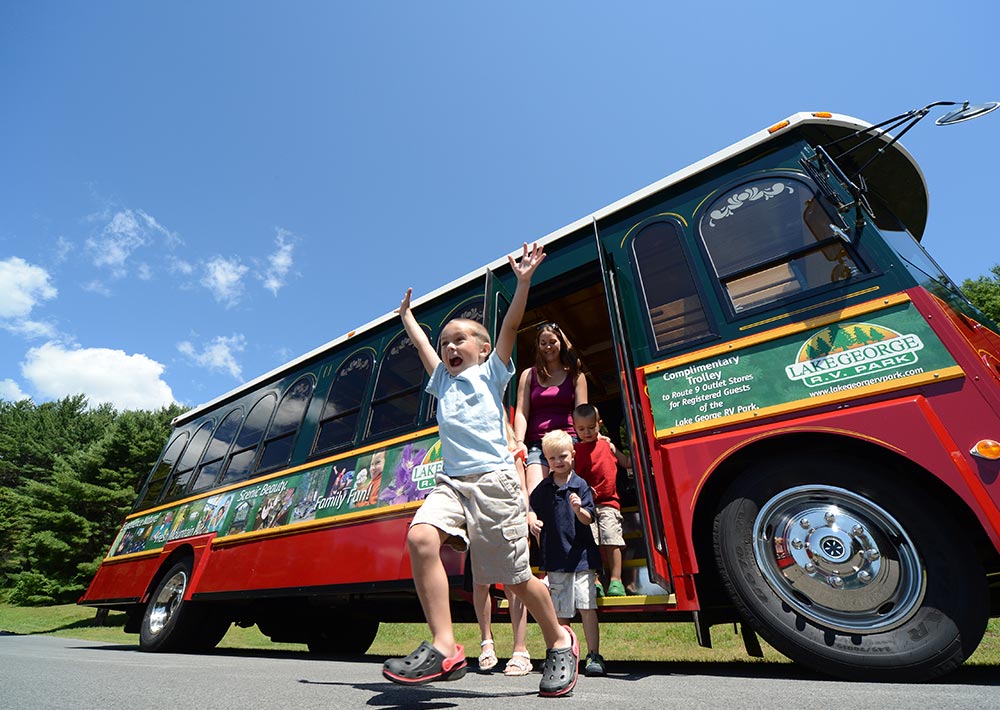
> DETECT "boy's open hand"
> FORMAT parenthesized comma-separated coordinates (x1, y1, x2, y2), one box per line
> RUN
(509, 242, 546, 282)
(398, 288, 413, 316)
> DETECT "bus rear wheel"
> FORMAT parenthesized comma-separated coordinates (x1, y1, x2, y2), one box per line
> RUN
(139, 560, 230, 652)
(713, 455, 988, 682)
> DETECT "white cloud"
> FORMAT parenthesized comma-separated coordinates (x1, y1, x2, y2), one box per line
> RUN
(83, 280, 113, 297)
(137, 262, 153, 281)
(0, 256, 58, 319)
(54, 236, 73, 263)
(21, 341, 175, 410)
(168, 257, 194, 276)
(2, 319, 57, 339)
(260, 229, 296, 296)
(201, 256, 249, 307)
(177, 334, 246, 380)
(86, 207, 180, 277)
(0, 378, 30, 402)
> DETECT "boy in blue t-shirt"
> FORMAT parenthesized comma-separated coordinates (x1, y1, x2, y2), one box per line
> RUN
(382, 242, 581, 698)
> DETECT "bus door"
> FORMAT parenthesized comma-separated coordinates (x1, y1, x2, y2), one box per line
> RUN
(484, 267, 512, 349)
(592, 219, 674, 597)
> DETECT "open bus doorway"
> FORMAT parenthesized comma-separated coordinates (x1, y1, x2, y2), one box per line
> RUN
(512, 261, 668, 599)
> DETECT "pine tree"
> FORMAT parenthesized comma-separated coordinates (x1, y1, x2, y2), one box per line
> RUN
(2, 398, 184, 604)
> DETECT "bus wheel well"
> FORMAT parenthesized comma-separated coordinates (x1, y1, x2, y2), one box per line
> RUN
(691, 432, 1000, 611)
(143, 546, 196, 604)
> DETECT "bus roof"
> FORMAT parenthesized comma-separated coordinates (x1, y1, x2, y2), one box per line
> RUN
(173, 111, 928, 426)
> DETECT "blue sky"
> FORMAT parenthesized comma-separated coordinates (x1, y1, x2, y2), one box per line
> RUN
(2, 2, 998, 411)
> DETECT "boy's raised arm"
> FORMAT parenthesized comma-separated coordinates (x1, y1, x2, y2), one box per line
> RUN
(495, 242, 545, 365)
(398, 288, 440, 377)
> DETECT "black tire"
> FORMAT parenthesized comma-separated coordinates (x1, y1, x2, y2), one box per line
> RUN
(139, 560, 230, 653)
(713, 454, 988, 682)
(306, 616, 379, 655)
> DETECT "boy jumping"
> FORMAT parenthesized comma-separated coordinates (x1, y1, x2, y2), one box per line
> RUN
(382, 242, 580, 697)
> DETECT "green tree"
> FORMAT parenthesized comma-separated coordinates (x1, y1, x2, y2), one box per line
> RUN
(1, 397, 185, 604)
(962, 264, 1000, 325)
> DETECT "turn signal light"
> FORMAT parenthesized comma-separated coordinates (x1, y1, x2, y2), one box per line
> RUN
(971, 439, 1000, 460)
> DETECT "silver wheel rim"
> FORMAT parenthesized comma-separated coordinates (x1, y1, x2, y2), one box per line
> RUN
(148, 569, 187, 636)
(752, 484, 925, 633)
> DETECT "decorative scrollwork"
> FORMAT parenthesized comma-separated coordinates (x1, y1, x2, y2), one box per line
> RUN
(709, 182, 795, 226)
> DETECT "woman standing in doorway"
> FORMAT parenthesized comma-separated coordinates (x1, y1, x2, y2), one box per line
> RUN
(514, 322, 588, 494)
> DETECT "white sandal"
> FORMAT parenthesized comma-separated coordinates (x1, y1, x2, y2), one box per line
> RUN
(503, 650, 532, 676)
(478, 639, 498, 672)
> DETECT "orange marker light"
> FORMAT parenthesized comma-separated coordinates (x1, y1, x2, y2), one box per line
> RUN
(812, 112, 833, 118)
(767, 120, 790, 134)
(971, 439, 1000, 460)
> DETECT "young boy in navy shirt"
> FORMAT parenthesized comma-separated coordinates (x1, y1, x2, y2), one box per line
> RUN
(529, 428, 606, 677)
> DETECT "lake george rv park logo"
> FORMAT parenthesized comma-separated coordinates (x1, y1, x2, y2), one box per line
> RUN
(785, 321, 924, 388)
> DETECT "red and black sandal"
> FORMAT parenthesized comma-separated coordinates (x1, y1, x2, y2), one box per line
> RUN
(538, 626, 579, 697)
(382, 641, 467, 686)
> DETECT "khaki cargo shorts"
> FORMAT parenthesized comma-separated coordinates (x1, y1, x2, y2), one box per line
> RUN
(411, 468, 531, 586)
(590, 504, 625, 547)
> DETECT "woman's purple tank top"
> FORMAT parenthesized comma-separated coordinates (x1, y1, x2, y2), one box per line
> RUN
(525, 367, 575, 441)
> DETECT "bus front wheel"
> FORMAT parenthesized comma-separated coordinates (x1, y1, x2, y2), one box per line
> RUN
(139, 560, 229, 652)
(713, 456, 988, 681)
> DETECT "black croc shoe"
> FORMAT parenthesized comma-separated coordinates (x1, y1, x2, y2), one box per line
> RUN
(383, 641, 467, 686)
(539, 626, 579, 697)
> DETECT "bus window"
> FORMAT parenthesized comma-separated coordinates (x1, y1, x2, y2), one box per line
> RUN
(632, 220, 715, 351)
(257, 376, 316, 472)
(699, 177, 864, 314)
(313, 351, 375, 455)
(367, 331, 424, 438)
(219, 394, 276, 485)
(161, 422, 214, 503)
(134, 432, 188, 510)
(190, 407, 244, 492)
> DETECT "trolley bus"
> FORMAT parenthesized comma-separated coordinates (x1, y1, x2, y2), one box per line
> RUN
(81, 102, 1000, 681)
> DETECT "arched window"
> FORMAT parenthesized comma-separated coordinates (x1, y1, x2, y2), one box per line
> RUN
(219, 394, 276, 485)
(367, 330, 425, 437)
(313, 351, 375, 455)
(632, 219, 714, 351)
(134, 432, 188, 510)
(191, 407, 244, 493)
(257, 375, 316, 472)
(162, 422, 215, 503)
(699, 176, 863, 314)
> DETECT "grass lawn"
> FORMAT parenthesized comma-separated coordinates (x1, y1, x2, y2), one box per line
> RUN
(2, 603, 998, 668)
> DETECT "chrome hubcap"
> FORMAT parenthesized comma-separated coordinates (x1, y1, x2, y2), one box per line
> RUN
(148, 570, 187, 635)
(752, 484, 925, 633)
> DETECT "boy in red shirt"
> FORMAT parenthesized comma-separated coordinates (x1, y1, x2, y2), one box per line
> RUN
(571, 403, 632, 597)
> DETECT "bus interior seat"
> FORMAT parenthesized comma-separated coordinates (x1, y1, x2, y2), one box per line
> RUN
(649, 296, 710, 350)
(726, 262, 801, 312)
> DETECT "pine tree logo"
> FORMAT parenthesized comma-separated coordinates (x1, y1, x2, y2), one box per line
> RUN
(785, 321, 924, 388)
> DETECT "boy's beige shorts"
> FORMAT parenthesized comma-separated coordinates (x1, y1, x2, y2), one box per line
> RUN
(591, 504, 625, 547)
(412, 468, 532, 586)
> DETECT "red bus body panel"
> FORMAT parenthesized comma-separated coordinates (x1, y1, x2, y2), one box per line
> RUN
(635, 288, 1000, 611)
